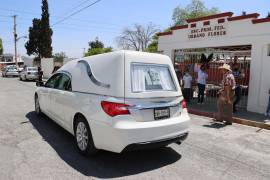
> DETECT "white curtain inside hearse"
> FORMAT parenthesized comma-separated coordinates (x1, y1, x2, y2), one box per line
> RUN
(131, 64, 176, 92)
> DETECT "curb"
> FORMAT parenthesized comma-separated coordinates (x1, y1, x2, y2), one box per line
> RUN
(188, 108, 270, 130)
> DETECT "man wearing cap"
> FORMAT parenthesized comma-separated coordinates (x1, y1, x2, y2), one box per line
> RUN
(215, 64, 236, 125)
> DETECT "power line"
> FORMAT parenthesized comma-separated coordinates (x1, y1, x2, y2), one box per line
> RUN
(55, 22, 121, 31)
(61, 0, 93, 16)
(0, 8, 39, 16)
(52, 0, 103, 26)
(54, 25, 119, 34)
(0, 13, 122, 28)
(0, 7, 124, 28)
(0, 18, 121, 33)
(0, 20, 13, 23)
(0, 14, 13, 18)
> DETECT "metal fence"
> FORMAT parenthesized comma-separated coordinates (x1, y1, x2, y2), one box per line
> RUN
(174, 46, 251, 109)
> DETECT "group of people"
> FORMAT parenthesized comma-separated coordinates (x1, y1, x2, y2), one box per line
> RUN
(181, 64, 208, 104)
(179, 59, 246, 125)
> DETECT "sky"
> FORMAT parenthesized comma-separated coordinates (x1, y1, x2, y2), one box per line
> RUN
(0, 0, 269, 58)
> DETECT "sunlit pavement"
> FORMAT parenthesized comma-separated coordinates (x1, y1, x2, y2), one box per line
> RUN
(0, 77, 269, 180)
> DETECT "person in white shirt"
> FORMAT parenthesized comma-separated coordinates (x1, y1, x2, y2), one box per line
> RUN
(182, 71, 193, 102)
(197, 65, 208, 104)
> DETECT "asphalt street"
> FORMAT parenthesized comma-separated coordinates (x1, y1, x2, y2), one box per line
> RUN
(0, 77, 269, 180)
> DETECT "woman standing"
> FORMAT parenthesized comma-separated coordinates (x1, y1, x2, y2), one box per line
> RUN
(197, 65, 208, 104)
(215, 64, 236, 125)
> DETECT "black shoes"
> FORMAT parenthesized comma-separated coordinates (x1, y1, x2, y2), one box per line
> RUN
(225, 122, 232, 125)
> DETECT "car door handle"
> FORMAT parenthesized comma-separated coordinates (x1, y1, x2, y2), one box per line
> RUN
(52, 90, 65, 95)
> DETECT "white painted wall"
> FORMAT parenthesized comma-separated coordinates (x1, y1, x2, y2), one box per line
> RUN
(41, 58, 54, 79)
(41, 58, 75, 79)
(22, 57, 33, 67)
(158, 16, 270, 114)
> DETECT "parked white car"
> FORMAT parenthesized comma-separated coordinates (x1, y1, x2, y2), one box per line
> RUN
(19, 66, 39, 81)
(2, 65, 19, 77)
(35, 51, 190, 155)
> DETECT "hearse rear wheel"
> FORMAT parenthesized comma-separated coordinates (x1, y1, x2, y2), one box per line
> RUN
(74, 115, 98, 156)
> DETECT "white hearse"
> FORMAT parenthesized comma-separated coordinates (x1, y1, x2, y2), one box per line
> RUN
(35, 50, 190, 155)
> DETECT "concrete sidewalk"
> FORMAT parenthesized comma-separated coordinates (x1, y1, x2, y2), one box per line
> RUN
(187, 101, 270, 130)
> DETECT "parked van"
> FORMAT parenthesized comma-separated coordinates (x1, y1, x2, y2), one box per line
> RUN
(35, 50, 190, 155)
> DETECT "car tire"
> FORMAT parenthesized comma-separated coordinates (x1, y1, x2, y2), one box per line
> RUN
(74, 115, 98, 156)
(19, 76, 22, 81)
(35, 94, 42, 116)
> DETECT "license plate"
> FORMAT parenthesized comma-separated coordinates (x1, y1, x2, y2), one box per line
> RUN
(154, 107, 170, 120)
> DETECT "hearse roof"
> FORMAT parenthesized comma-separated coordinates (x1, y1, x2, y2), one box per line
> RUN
(57, 50, 175, 97)
(81, 50, 169, 62)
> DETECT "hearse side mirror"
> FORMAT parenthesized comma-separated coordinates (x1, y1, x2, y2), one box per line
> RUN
(36, 81, 44, 87)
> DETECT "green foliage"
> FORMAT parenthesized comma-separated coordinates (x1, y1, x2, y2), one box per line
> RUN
(89, 38, 104, 49)
(85, 47, 112, 57)
(53, 52, 67, 63)
(84, 38, 112, 56)
(33, 56, 41, 66)
(25, 0, 53, 58)
(172, 0, 219, 25)
(0, 38, 3, 55)
(40, 0, 53, 58)
(25, 18, 41, 57)
(145, 35, 158, 53)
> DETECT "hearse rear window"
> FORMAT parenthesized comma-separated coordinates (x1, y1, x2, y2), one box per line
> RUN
(131, 63, 176, 92)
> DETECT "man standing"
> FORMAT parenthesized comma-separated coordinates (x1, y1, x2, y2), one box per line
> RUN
(197, 65, 208, 104)
(232, 59, 245, 112)
(182, 71, 193, 102)
(175, 68, 183, 85)
(37, 66, 43, 84)
(215, 64, 236, 125)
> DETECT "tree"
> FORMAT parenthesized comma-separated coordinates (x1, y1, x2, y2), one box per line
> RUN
(53, 52, 67, 63)
(25, 18, 42, 58)
(117, 23, 159, 51)
(89, 38, 104, 49)
(84, 38, 112, 56)
(145, 35, 158, 53)
(25, 0, 53, 59)
(0, 38, 3, 55)
(40, 0, 53, 58)
(172, 0, 219, 25)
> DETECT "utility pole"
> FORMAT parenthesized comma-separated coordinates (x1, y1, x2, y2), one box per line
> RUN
(13, 15, 18, 67)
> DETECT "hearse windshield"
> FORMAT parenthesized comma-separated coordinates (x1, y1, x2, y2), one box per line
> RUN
(131, 63, 176, 92)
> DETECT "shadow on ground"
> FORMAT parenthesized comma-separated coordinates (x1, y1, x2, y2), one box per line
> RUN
(203, 122, 226, 129)
(26, 111, 181, 178)
(188, 100, 267, 123)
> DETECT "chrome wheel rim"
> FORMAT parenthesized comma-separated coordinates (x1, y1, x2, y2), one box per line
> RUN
(76, 122, 88, 151)
(35, 97, 40, 113)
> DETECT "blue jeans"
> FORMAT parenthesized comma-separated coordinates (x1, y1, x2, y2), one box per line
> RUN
(233, 86, 241, 111)
(266, 96, 270, 114)
(197, 83, 205, 103)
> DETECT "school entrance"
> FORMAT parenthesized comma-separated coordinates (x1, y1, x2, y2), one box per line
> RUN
(173, 45, 251, 110)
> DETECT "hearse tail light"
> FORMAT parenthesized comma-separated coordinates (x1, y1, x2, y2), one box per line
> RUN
(181, 100, 187, 109)
(101, 101, 130, 117)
